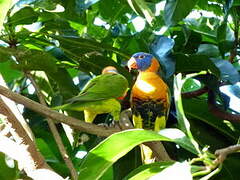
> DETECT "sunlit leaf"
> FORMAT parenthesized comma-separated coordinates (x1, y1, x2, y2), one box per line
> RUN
(79, 129, 197, 180)
(164, 0, 197, 26)
(9, 7, 38, 26)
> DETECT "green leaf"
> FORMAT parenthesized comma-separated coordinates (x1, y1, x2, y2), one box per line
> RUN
(14, 49, 58, 73)
(9, 7, 38, 26)
(79, 129, 197, 180)
(175, 53, 220, 77)
(211, 58, 240, 84)
(164, 0, 198, 26)
(196, 44, 220, 57)
(0, 152, 17, 180)
(0, 0, 12, 31)
(47, 68, 79, 99)
(127, 0, 155, 26)
(124, 161, 174, 180)
(0, 61, 22, 83)
(0, 47, 13, 62)
(174, 74, 201, 154)
(36, 138, 59, 162)
(51, 35, 130, 59)
(113, 147, 142, 180)
(184, 17, 219, 43)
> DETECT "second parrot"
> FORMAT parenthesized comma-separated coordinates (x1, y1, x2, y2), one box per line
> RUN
(54, 66, 128, 123)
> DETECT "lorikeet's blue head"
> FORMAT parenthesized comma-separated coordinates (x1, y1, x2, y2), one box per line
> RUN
(128, 52, 159, 72)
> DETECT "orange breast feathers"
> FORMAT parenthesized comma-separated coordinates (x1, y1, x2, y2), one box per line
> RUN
(131, 72, 169, 101)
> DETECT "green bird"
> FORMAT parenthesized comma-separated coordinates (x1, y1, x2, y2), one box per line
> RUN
(54, 66, 129, 123)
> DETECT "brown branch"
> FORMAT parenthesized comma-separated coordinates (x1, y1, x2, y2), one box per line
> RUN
(0, 75, 55, 177)
(0, 85, 120, 136)
(208, 90, 240, 123)
(214, 144, 240, 165)
(0, 134, 64, 179)
(181, 86, 240, 123)
(182, 86, 208, 98)
(144, 141, 172, 161)
(26, 72, 78, 180)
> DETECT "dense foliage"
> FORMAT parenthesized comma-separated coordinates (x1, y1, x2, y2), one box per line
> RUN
(0, 0, 240, 179)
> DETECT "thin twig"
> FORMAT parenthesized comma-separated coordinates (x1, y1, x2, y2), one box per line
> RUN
(26, 72, 78, 180)
(182, 86, 208, 98)
(214, 144, 240, 164)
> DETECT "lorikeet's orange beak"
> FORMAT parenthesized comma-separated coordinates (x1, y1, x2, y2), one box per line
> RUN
(127, 57, 138, 71)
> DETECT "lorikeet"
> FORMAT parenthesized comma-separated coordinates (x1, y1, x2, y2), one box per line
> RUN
(54, 66, 129, 123)
(128, 52, 171, 163)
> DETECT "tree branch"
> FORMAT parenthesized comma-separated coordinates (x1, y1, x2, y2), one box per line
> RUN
(0, 134, 63, 180)
(214, 144, 240, 165)
(181, 86, 240, 123)
(208, 90, 240, 123)
(0, 75, 58, 177)
(26, 72, 78, 180)
(182, 86, 208, 98)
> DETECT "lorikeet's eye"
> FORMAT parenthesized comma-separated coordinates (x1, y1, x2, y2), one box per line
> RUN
(139, 55, 145, 59)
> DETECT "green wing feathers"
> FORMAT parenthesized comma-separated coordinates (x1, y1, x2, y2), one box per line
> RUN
(68, 73, 128, 102)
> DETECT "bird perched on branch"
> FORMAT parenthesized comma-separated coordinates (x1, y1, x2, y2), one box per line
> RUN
(128, 52, 171, 163)
(53, 66, 128, 124)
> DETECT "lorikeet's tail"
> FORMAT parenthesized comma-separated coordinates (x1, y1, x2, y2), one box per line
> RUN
(140, 144, 155, 164)
(133, 114, 167, 164)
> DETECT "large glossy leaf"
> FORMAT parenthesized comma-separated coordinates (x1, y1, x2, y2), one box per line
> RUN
(79, 129, 197, 180)
(196, 44, 220, 57)
(150, 36, 175, 77)
(211, 58, 240, 84)
(164, 0, 197, 26)
(174, 74, 200, 153)
(9, 7, 38, 26)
